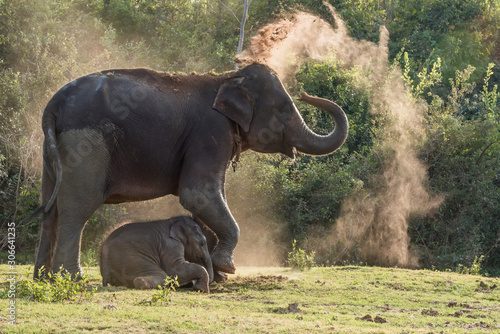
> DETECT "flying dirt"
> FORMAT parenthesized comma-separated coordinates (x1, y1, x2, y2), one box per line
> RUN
(234, 4, 441, 267)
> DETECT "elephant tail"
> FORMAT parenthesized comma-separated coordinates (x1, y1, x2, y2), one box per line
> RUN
(100, 244, 110, 287)
(42, 104, 63, 214)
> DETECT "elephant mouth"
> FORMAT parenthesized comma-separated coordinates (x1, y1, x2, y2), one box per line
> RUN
(283, 144, 297, 159)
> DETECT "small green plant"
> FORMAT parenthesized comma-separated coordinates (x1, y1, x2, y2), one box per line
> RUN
(14, 266, 97, 302)
(287, 240, 316, 271)
(481, 63, 499, 116)
(400, 50, 442, 101)
(134, 276, 180, 306)
(456, 255, 485, 276)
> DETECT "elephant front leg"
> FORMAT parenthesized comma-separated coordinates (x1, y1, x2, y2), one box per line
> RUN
(168, 262, 210, 293)
(179, 182, 239, 275)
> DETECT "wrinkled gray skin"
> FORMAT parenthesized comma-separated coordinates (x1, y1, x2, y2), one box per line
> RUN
(34, 63, 348, 280)
(100, 216, 214, 292)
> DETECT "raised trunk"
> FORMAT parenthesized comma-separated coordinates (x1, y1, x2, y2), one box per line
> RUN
(292, 92, 349, 156)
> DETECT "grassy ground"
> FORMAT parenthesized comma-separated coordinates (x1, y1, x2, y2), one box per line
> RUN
(0, 264, 499, 333)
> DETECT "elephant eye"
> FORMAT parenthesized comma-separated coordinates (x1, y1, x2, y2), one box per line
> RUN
(281, 104, 292, 114)
(273, 105, 290, 116)
(274, 104, 292, 121)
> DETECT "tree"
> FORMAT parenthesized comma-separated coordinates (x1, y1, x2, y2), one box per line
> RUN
(236, 0, 251, 70)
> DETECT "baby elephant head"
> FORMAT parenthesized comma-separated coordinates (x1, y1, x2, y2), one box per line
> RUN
(170, 217, 214, 283)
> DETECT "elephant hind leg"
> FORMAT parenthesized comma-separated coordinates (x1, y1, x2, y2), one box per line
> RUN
(51, 180, 105, 277)
(51, 128, 110, 278)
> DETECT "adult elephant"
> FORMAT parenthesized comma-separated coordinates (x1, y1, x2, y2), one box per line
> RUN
(35, 63, 348, 279)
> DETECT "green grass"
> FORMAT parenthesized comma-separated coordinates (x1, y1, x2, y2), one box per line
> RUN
(1, 265, 499, 333)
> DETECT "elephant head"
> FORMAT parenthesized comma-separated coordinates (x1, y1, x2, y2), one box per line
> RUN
(170, 218, 214, 283)
(213, 63, 349, 158)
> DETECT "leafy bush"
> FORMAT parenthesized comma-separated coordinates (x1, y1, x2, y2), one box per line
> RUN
(287, 240, 316, 271)
(456, 255, 485, 276)
(408, 57, 500, 275)
(9, 267, 96, 302)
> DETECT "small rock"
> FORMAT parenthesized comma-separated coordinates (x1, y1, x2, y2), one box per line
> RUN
(447, 301, 457, 307)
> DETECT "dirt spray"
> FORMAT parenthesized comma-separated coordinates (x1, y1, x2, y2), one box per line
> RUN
(235, 4, 441, 267)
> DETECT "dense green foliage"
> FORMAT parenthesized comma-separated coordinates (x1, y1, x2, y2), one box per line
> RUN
(1, 0, 499, 275)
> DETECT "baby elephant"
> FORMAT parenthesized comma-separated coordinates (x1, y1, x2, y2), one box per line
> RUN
(100, 216, 214, 293)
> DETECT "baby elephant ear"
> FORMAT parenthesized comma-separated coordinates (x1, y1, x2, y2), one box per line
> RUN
(213, 76, 254, 132)
(170, 221, 188, 245)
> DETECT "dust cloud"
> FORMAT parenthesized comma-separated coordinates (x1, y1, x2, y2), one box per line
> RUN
(236, 3, 441, 267)
(227, 170, 286, 267)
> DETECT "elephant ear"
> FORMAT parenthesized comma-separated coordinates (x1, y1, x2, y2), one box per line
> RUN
(170, 221, 188, 245)
(213, 76, 254, 132)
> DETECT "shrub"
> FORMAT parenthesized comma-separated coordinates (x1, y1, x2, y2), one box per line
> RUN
(11, 267, 96, 302)
(410, 58, 500, 275)
(287, 240, 316, 271)
(456, 255, 485, 276)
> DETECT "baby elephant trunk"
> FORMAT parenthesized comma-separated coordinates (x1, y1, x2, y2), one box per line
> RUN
(203, 250, 214, 284)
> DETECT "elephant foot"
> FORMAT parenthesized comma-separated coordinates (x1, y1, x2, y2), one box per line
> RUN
(50, 265, 84, 281)
(211, 251, 236, 274)
(193, 280, 210, 293)
(214, 271, 228, 283)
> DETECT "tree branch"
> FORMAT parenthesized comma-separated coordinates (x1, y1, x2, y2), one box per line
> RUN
(476, 140, 498, 165)
(217, 0, 240, 24)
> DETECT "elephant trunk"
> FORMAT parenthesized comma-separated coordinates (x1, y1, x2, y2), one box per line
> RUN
(204, 252, 214, 283)
(291, 92, 349, 156)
